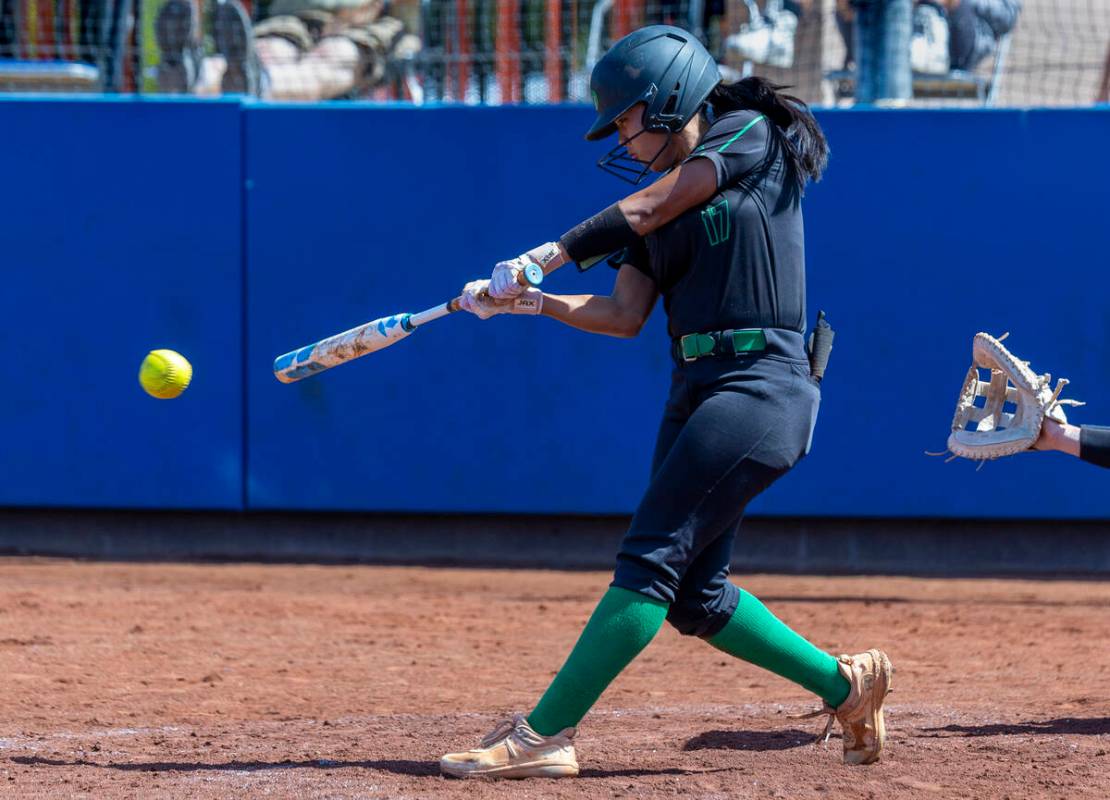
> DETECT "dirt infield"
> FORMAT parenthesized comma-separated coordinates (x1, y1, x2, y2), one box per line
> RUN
(0, 558, 1107, 799)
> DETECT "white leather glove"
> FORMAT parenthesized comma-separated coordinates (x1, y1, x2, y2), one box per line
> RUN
(489, 242, 565, 299)
(458, 279, 543, 320)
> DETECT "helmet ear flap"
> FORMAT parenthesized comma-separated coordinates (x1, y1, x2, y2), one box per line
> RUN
(641, 83, 682, 133)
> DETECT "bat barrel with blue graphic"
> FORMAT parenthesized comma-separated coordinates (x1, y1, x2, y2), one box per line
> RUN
(273, 312, 416, 383)
(272, 263, 544, 384)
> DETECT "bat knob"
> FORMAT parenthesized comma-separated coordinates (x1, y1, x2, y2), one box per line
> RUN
(522, 263, 544, 287)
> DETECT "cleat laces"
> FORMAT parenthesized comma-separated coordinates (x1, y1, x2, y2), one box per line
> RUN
(479, 714, 546, 749)
(790, 705, 837, 744)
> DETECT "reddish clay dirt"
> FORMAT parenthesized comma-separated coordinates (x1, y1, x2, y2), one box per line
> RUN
(0, 558, 1107, 799)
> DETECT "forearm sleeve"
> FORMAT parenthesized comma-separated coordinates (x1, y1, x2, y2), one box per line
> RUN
(559, 203, 638, 264)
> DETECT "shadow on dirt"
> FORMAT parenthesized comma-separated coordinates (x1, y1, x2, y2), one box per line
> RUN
(682, 729, 815, 752)
(579, 766, 738, 778)
(759, 596, 1110, 609)
(920, 717, 1110, 737)
(13, 755, 745, 780)
(11, 756, 439, 776)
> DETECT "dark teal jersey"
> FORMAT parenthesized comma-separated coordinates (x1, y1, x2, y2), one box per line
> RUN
(622, 110, 808, 343)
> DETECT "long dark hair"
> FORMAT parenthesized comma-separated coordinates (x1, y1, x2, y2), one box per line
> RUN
(706, 76, 828, 194)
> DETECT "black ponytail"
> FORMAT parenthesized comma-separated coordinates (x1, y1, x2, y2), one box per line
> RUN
(707, 76, 829, 193)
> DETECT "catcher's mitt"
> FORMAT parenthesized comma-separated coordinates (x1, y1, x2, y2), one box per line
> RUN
(943, 332, 1084, 462)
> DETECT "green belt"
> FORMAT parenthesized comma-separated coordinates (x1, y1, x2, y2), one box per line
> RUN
(676, 329, 767, 363)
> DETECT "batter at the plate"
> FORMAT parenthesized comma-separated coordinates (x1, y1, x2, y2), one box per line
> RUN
(443, 25, 893, 779)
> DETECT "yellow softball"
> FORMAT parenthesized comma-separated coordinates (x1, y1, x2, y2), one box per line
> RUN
(139, 349, 193, 399)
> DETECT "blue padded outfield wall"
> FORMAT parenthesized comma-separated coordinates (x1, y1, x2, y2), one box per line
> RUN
(4, 98, 1109, 517)
(0, 98, 244, 509)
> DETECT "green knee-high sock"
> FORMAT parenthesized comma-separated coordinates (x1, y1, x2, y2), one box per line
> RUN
(528, 587, 667, 736)
(708, 590, 850, 708)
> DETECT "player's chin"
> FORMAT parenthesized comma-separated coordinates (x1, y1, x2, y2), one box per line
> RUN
(645, 149, 679, 172)
(644, 157, 678, 175)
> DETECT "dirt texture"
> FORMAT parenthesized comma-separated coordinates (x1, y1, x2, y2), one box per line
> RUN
(0, 558, 1107, 799)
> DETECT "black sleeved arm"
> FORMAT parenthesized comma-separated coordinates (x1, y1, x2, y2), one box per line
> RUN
(683, 111, 771, 191)
(1079, 425, 1110, 469)
(605, 237, 653, 280)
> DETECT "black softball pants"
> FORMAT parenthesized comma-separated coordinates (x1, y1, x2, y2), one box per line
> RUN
(611, 332, 821, 639)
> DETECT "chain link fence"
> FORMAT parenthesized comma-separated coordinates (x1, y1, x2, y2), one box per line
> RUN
(1, 0, 1108, 104)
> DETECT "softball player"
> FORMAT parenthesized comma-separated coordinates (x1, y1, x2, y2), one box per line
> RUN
(441, 26, 892, 779)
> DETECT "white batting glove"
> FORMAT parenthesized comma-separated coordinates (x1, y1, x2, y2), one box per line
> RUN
(489, 242, 565, 299)
(459, 280, 543, 320)
(489, 257, 531, 300)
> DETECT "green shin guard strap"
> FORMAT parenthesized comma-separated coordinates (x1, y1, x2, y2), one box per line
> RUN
(708, 590, 850, 708)
(528, 587, 667, 736)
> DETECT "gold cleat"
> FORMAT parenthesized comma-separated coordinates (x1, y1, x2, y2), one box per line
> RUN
(440, 713, 579, 779)
(795, 648, 893, 765)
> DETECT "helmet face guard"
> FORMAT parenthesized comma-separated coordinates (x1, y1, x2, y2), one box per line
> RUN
(586, 25, 721, 182)
(597, 126, 674, 185)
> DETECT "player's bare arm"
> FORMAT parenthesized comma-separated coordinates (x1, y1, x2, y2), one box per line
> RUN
(479, 100, 716, 302)
(540, 265, 658, 338)
(617, 158, 717, 235)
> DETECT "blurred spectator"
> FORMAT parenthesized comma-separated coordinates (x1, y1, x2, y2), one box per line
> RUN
(726, 0, 814, 70)
(838, 0, 1019, 79)
(835, 0, 912, 104)
(909, 1, 949, 73)
(155, 0, 419, 100)
(1098, 44, 1110, 104)
(933, 0, 1019, 72)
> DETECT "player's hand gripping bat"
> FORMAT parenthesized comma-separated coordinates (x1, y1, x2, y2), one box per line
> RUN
(273, 264, 544, 383)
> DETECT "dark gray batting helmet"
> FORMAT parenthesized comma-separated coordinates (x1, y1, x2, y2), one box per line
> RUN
(586, 25, 721, 143)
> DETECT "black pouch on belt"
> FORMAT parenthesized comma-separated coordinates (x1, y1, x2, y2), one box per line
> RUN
(807, 310, 835, 381)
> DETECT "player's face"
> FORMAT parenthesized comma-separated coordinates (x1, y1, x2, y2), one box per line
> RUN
(614, 103, 675, 172)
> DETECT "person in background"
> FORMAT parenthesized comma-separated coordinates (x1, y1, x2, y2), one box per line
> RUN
(726, 0, 814, 70)
(917, 0, 1020, 73)
(1097, 43, 1110, 104)
(155, 0, 419, 100)
(835, 0, 913, 104)
(838, 0, 1020, 79)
